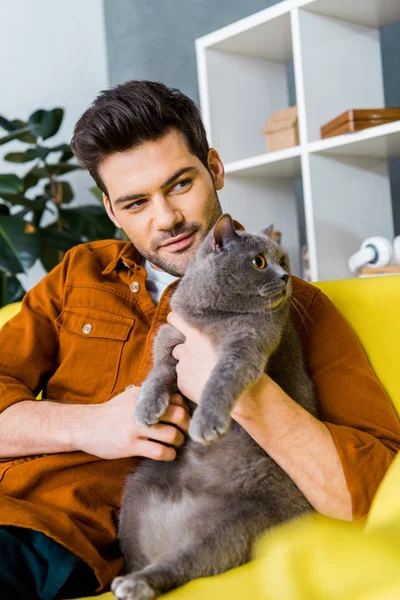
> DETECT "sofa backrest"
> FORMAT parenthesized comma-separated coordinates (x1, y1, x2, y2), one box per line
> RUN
(316, 275, 400, 417)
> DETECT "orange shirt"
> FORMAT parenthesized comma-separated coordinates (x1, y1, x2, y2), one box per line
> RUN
(0, 240, 399, 592)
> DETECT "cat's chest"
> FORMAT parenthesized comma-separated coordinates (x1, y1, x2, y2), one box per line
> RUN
(177, 423, 274, 495)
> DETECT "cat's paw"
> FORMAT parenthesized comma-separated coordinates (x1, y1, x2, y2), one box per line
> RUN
(134, 390, 169, 427)
(134, 385, 169, 427)
(189, 406, 231, 445)
(111, 574, 156, 600)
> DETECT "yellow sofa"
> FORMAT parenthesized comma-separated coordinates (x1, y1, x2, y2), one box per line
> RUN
(1, 275, 400, 600)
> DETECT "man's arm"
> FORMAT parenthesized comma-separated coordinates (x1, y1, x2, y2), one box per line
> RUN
(0, 388, 190, 461)
(231, 374, 352, 521)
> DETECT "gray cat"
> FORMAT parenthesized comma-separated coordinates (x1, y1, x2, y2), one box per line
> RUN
(112, 214, 318, 600)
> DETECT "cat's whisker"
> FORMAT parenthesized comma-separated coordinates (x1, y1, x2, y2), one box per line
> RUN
(292, 295, 316, 327)
(289, 296, 314, 334)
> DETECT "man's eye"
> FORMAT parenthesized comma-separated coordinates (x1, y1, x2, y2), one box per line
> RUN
(173, 179, 192, 191)
(123, 199, 147, 211)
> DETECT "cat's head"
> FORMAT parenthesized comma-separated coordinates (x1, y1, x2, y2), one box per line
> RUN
(191, 213, 291, 313)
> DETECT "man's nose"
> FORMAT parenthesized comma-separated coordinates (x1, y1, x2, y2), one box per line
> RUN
(152, 199, 183, 231)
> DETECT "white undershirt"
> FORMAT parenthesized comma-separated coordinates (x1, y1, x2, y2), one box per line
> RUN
(144, 259, 178, 304)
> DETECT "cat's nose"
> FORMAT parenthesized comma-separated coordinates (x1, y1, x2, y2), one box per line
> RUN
(280, 273, 289, 283)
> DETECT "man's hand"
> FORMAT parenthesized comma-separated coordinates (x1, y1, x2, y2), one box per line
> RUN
(168, 310, 218, 404)
(72, 386, 190, 461)
(167, 311, 276, 419)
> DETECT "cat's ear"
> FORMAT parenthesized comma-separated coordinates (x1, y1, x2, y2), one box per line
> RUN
(210, 214, 241, 252)
(232, 219, 245, 232)
(262, 224, 274, 238)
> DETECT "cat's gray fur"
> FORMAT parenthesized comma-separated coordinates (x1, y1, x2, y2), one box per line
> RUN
(112, 214, 318, 600)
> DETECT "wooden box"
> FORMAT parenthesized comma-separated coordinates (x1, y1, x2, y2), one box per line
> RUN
(321, 108, 400, 139)
(261, 106, 299, 152)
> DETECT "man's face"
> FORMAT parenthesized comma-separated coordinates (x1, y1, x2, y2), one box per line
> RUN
(100, 129, 224, 276)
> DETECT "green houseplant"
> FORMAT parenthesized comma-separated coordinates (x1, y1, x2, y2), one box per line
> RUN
(0, 107, 120, 307)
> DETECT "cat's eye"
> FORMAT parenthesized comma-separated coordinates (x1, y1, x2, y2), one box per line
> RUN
(252, 254, 266, 270)
(279, 256, 286, 268)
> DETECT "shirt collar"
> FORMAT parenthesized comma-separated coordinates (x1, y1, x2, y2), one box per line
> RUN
(101, 241, 142, 275)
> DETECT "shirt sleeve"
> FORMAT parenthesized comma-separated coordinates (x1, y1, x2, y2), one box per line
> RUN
(0, 250, 72, 413)
(303, 288, 400, 519)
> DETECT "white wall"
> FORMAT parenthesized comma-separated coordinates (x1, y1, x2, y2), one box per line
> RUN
(0, 0, 109, 288)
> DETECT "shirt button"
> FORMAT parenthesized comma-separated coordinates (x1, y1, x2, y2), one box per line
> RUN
(82, 323, 93, 335)
(130, 281, 140, 293)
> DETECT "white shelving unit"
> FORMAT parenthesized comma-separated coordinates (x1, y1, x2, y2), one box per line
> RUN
(195, 0, 400, 281)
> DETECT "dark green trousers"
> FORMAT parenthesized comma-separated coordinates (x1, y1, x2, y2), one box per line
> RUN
(0, 526, 99, 600)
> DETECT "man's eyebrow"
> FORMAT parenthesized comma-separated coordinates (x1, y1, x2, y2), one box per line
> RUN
(114, 166, 199, 206)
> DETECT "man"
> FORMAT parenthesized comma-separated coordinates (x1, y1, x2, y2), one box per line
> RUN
(0, 80, 399, 600)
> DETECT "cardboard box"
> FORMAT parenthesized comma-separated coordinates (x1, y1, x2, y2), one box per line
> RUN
(261, 106, 299, 152)
(321, 108, 400, 139)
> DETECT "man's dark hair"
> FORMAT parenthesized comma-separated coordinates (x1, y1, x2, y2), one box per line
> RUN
(70, 80, 211, 196)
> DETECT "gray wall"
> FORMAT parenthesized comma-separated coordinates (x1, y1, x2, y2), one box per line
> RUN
(103, 0, 282, 102)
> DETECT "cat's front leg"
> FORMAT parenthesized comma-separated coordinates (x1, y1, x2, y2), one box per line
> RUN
(111, 576, 155, 600)
(135, 324, 185, 427)
(189, 336, 268, 445)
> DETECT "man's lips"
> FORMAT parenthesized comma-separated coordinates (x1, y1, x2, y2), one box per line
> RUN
(159, 231, 195, 251)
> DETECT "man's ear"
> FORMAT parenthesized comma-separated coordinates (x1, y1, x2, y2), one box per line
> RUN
(103, 193, 121, 228)
(208, 148, 225, 191)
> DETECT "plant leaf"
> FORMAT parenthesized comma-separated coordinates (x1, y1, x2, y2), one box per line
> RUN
(39, 244, 60, 273)
(0, 174, 24, 195)
(0, 215, 39, 274)
(0, 274, 25, 307)
(50, 143, 70, 154)
(0, 115, 17, 132)
(39, 225, 80, 251)
(28, 108, 64, 140)
(60, 148, 74, 162)
(90, 186, 104, 204)
(0, 193, 35, 208)
(0, 127, 33, 146)
(4, 151, 34, 163)
(31, 163, 82, 178)
(60, 205, 116, 240)
(11, 119, 37, 143)
(44, 181, 74, 204)
(23, 167, 42, 192)
(4, 146, 59, 163)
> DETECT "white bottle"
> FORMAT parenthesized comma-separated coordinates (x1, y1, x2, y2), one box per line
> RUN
(348, 236, 393, 274)
(393, 236, 400, 266)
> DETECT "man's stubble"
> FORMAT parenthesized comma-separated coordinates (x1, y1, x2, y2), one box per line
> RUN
(129, 187, 223, 277)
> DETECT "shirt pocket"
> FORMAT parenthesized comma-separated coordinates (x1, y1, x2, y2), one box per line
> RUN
(54, 307, 135, 401)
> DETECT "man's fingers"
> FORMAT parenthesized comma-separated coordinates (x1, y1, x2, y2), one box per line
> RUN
(141, 422, 185, 447)
(172, 344, 184, 361)
(161, 404, 190, 433)
(167, 310, 191, 336)
(169, 392, 188, 408)
(134, 439, 176, 462)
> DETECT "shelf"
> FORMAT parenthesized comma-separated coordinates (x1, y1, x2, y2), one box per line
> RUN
(224, 147, 302, 178)
(298, 8, 387, 143)
(196, 0, 400, 282)
(299, 0, 400, 29)
(196, 5, 292, 61)
(308, 120, 400, 158)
